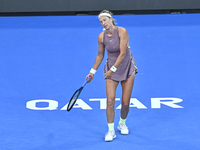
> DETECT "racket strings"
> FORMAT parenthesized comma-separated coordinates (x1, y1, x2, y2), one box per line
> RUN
(67, 88, 83, 111)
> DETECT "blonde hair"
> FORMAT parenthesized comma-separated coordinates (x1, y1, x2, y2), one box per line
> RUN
(99, 10, 117, 26)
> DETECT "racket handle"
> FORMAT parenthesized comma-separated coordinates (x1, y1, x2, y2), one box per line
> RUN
(82, 75, 92, 87)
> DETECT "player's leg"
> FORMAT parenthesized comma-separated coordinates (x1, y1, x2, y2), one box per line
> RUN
(105, 79, 119, 141)
(106, 79, 119, 123)
(118, 73, 135, 134)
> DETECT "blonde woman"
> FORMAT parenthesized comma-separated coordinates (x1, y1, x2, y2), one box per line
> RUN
(86, 10, 137, 142)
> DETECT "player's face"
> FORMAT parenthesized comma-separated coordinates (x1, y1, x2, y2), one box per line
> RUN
(99, 16, 113, 30)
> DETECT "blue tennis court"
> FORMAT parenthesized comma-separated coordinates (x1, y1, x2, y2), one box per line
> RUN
(0, 13, 200, 150)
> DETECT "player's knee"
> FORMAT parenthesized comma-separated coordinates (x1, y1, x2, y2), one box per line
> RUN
(121, 103, 129, 109)
(107, 99, 115, 107)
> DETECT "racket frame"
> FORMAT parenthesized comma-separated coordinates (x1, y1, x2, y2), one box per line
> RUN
(67, 76, 91, 111)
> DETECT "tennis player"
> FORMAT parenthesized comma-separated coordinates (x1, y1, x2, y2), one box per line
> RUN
(86, 10, 137, 142)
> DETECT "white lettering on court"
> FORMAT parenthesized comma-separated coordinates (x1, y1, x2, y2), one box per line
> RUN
(151, 98, 183, 108)
(90, 98, 120, 109)
(26, 97, 183, 110)
(116, 98, 147, 109)
(26, 99, 58, 110)
(61, 99, 92, 110)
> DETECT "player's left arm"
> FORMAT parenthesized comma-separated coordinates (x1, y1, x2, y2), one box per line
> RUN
(113, 27, 129, 68)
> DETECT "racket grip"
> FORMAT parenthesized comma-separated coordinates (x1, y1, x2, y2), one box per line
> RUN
(82, 75, 91, 87)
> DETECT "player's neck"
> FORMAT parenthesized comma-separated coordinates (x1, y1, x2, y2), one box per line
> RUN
(106, 25, 115, 36)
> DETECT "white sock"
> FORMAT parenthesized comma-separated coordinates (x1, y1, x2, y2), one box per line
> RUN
(108, 123, 114, 131)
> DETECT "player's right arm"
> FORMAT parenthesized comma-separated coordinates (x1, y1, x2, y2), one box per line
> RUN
(92, 32, 105, 70)
(86, 32, 105, 82)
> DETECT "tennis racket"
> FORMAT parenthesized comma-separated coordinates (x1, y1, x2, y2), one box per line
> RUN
(67, 75, 91, 111)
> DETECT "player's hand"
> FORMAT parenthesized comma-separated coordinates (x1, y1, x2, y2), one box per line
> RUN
(104, 70, 113, 79)
(86, 73, 94, 83)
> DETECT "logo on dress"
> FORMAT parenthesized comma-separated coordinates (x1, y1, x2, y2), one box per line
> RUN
(110, 39, 113, 42)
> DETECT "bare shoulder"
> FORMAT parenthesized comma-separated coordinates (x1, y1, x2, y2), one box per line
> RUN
(118, 26, 128, 36)
(98, 32, 104, 44)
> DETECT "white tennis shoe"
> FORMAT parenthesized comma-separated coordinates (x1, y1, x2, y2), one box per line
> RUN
(105, 130, 116, 142)
(118, 123, 129, 135)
